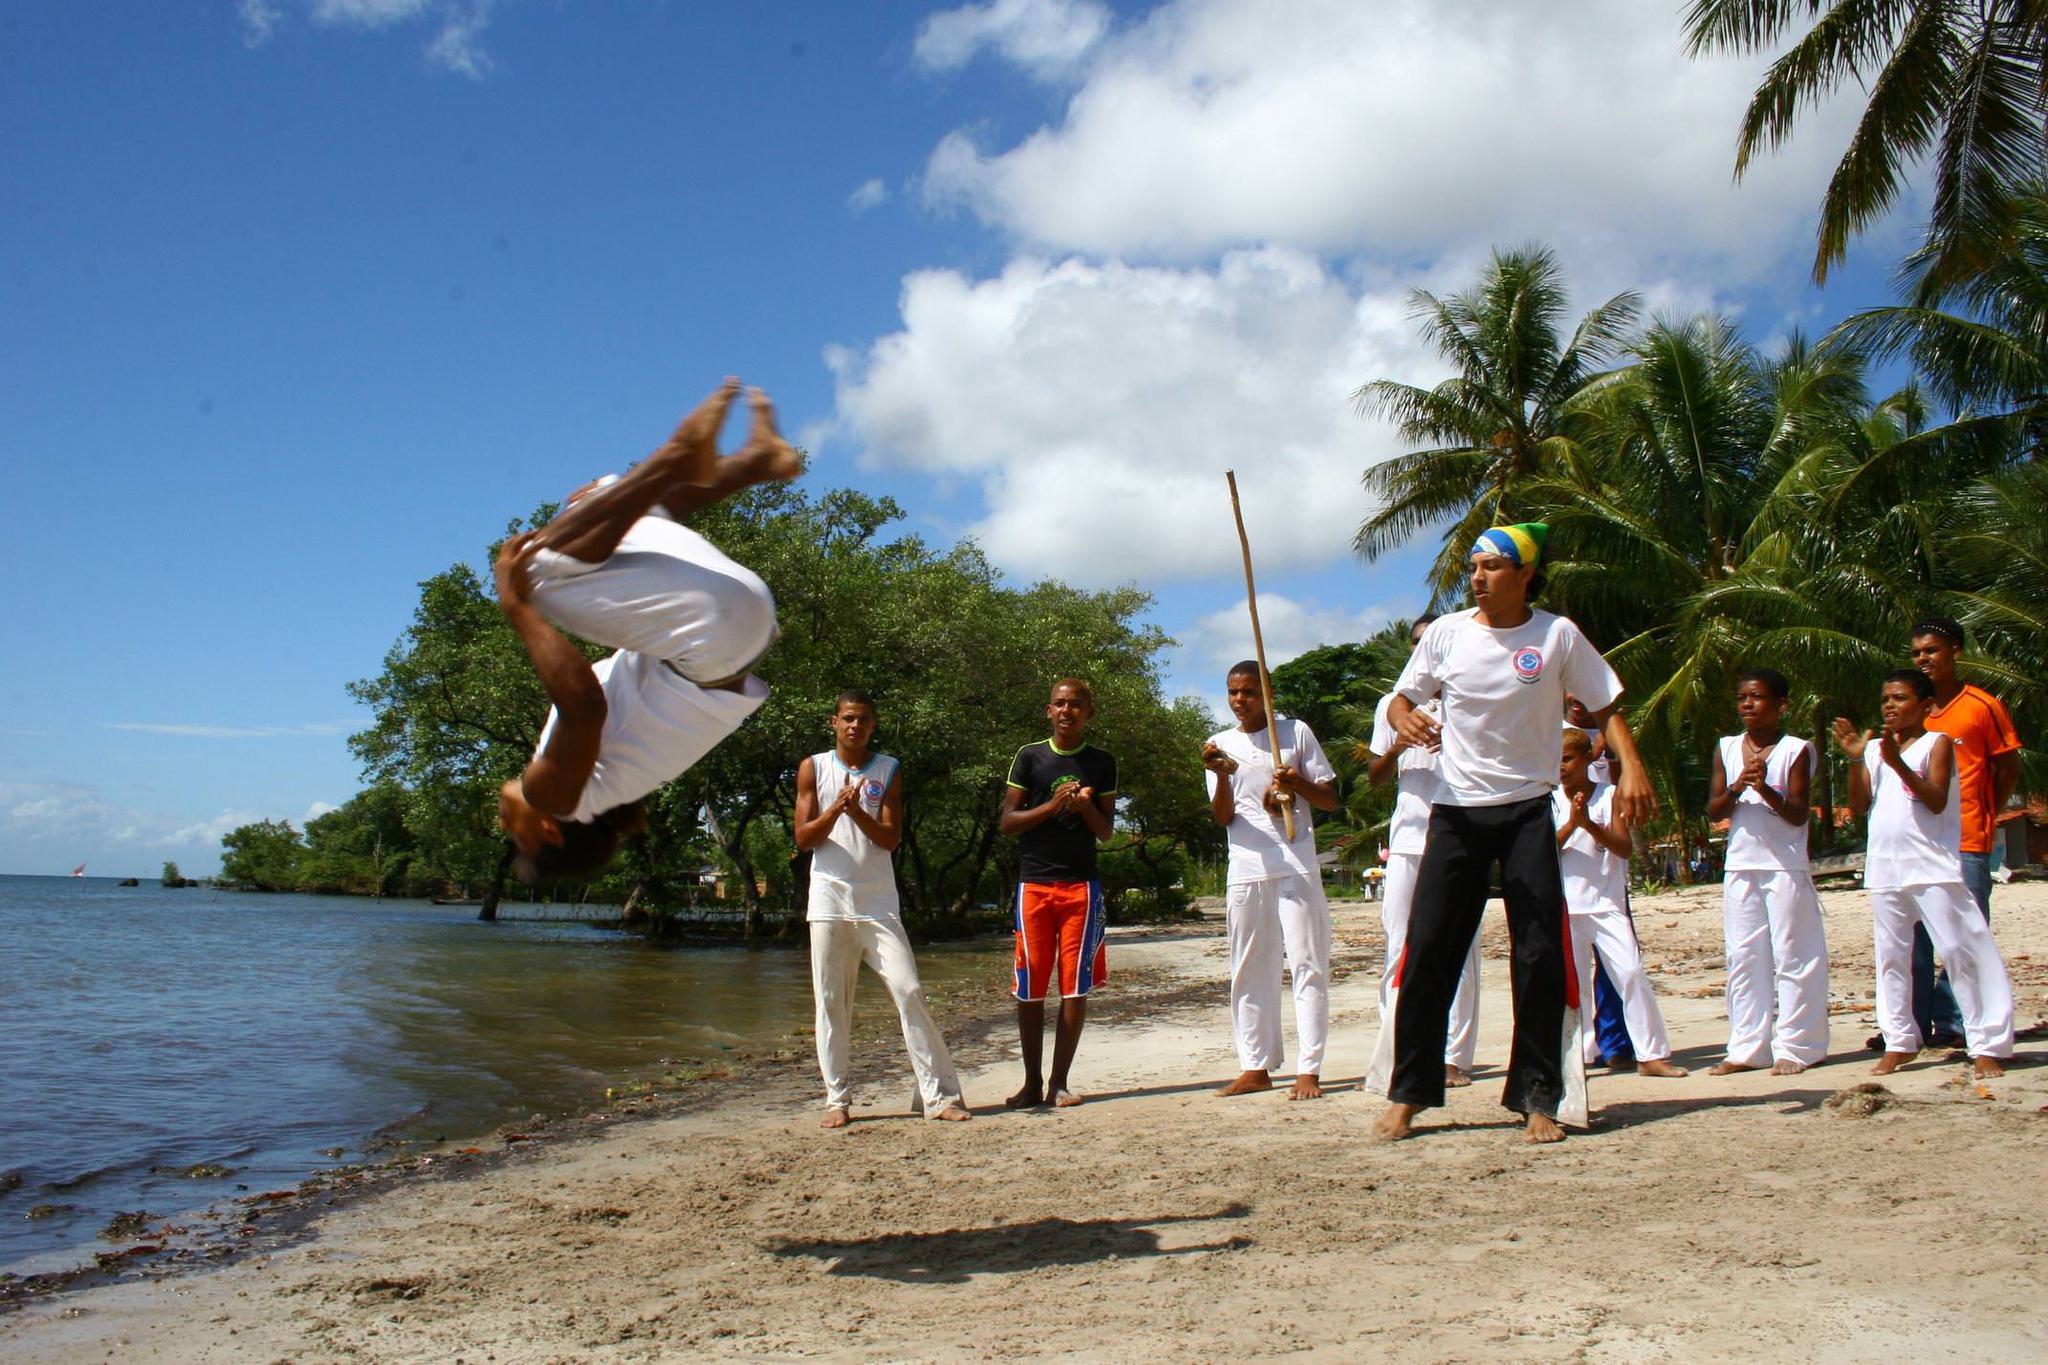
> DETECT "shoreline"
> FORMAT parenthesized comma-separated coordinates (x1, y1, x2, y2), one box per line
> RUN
(7, 885, 2048, 1360)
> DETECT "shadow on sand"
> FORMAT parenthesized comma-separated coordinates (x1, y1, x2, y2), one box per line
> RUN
(765, 1203, 1253, 1283)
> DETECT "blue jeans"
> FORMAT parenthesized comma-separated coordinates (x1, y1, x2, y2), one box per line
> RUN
(1593, 954, 1633, 1062)
(1909, 852, 1991, 1039)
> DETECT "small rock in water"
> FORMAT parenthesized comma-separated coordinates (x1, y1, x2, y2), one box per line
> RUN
(27, 1203, 77, 1220)
(100, 1210, 155, 1240)
(1823, 1083, 1896, 1119)
(0, 1170, 23, 1195)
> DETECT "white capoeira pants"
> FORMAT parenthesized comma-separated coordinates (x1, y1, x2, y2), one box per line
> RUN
(1226, 875, 1331, 1076)
(1569, 909, 1672, 1063)
(1381, 851, 1480, 1070)
(529, 507, 778, 684)
(1871, 883, 2015, 1058)
(810, 919, 964, 1116)
(1721, 870, 1830, 1067)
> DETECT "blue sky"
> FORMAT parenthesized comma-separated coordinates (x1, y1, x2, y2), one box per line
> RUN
(1, 1, 1917, 875)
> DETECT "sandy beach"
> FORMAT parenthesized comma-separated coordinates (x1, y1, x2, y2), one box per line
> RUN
(6, 879, 2047, 1362)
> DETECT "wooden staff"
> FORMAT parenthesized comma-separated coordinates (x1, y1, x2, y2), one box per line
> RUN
(1224, 470, 1295, 842)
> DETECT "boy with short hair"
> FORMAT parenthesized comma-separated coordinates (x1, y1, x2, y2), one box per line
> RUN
(1706, 667, 1829, 1076)
(1201, 661, 1341, 1100)
(1554, 728, 1686, 1079)
(1367, 615, 1482, 1088)
(1000, 679, 1117, 1108)
(1836, 670, 2016, 1079)
(795, 690, 971, 1128)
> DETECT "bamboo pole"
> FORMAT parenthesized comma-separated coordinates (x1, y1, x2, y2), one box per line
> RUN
(1224, 470, 1295, 842)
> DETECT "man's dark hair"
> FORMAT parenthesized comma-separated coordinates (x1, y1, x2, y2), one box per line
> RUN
(834, 688, 877, 712)
(511, 803, 640, 886)
(1411, 613, 1439, 634)
(1051, 676, 1094, 703)
(1883, 667, 1936, 701)
(1226, 659, 1264, 682)
(1737, 666, 1790, 700)
(1909, 616, 1966, 648)
(1527, 568, 1548, 600)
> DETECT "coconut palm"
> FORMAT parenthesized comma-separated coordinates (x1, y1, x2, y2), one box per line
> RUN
(1351, 246, 1639, 603)
(1685, 0, 2048, 289)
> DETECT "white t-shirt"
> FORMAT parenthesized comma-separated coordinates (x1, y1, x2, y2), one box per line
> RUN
(538, 653, 769, 824)
(1552, 783, 1626, 916)
(1864, 732, 1963, 890)
(1369, 692, 1442, 857)
(1204, 717, 1333, 883)
(1394, 609, 1622, 807)
(1720, 733, 1815, 872)
(807, 751, 901, 923)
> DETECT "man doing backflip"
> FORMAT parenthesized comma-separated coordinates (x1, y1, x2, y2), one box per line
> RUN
(494, 379, 800, 882)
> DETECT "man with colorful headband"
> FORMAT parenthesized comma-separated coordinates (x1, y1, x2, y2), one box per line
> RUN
(1368, 522, 1656, 1144)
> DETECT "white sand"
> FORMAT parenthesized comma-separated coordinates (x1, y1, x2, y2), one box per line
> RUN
(7, 880, 2047, 1362)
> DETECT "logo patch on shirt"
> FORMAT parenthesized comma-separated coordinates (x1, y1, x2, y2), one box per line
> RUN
(861, 779, 885, 805)
(1512, 646, 1545, 684)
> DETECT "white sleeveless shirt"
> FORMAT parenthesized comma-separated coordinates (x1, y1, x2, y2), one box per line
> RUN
(1719, 733, 1815, 872)
(806, 750, 901, 923)
(1552, 783, 1626, 916)
(1863, 732, 1962, 890)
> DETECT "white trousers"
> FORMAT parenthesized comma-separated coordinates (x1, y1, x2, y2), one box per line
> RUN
(810, 919, 964, 1115)
(1721, 870, 1830, 1067)
(1226, 875, 1331, 1076)
(1871, 883, 2016, 1058)
(1569, 908, 1672, 1063)
(1381, 851, 1480, 1070)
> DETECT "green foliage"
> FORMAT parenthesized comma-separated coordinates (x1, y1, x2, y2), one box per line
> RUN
(160, 861, 181, 887)
(219, 819, 305, 892)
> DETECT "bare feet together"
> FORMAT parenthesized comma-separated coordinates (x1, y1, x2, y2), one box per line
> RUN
(1638, 1058, 1688, 1078)
(1444, 1065, 1472, 1089)
(1004, 1082, 1044, 1110)
(656, 377, 739, 485)
(1217, 1070, 1273, 1097)
(1708, 1060, 1762, 1076)
(1369, 1103, 1419, 1142)
(1974, 1056, 2005, 1079)
(1770, 1059, 1809, 1076)
(1523, 1112, 1566, 1145)
(820, 1106, 849, 1129)
(1049, 1088, 1085, 1108)
(1288, 1073, 1323, 1101)
(1872, 1050, 1913, 1075)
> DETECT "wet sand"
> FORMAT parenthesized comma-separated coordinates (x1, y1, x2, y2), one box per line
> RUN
(7, 881, 2047, 1362)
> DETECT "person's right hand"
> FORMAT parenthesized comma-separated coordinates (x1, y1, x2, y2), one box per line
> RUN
(1201, 742, 1238, 775)
(1831, 717, 1869, 759)
(1392, 704, 1441, 751)
(494, 532, 539, 609)
(1569, 789, 1590, 827)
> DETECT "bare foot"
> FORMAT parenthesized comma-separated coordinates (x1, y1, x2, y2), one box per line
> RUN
(931, 1104, 974, 1122)
(820, 1107, 849, 1130)
(1605, 1056, 1637, 1073)
(1288, 1073, 1323, 1101)
(653, 377, 740, 485)
(736, 387, 805, 482)
(1974, 1056, 2005, 1079)
(1217, 1070, 1273, 1097)
(1444, 1065, 1472, 1089)
(1872, 1051, 1914, 1075)
(1523, 1112, 1566, 1145)
(1708, 1060, 1762, 1076)
(1049, 1088, 1085, 1108)
(1370, 1103, 1420, 1141)
(1770, 1059, 1809, 1076)
(1638, 1058, 1688, 1078)
(1004, 1082, 1044, 1110)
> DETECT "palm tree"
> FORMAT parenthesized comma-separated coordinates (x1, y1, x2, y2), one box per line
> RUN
(1351, 246, 1639, 603)
(1685, 0, 2048, 289)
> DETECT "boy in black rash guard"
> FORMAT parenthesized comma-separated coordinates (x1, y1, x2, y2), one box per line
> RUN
(999, 678, 1117, 1109)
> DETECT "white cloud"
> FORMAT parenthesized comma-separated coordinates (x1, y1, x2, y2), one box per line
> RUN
(918, 0, 1868, 286)
(848, 178, 890, 214)
(240, 0, 498, 78)
(304, 800, 341, 822)
(824, 247, 1436, 586)
(160, 808, 271, 849)
(105, 722, 346, 739)
(915, 0, 1111, 81)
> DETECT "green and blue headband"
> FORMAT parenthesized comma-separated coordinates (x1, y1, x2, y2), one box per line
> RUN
(1471, 522, 1548, 568)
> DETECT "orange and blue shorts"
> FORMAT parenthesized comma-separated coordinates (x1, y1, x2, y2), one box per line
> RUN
(1013, 880, 1107, 1002)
